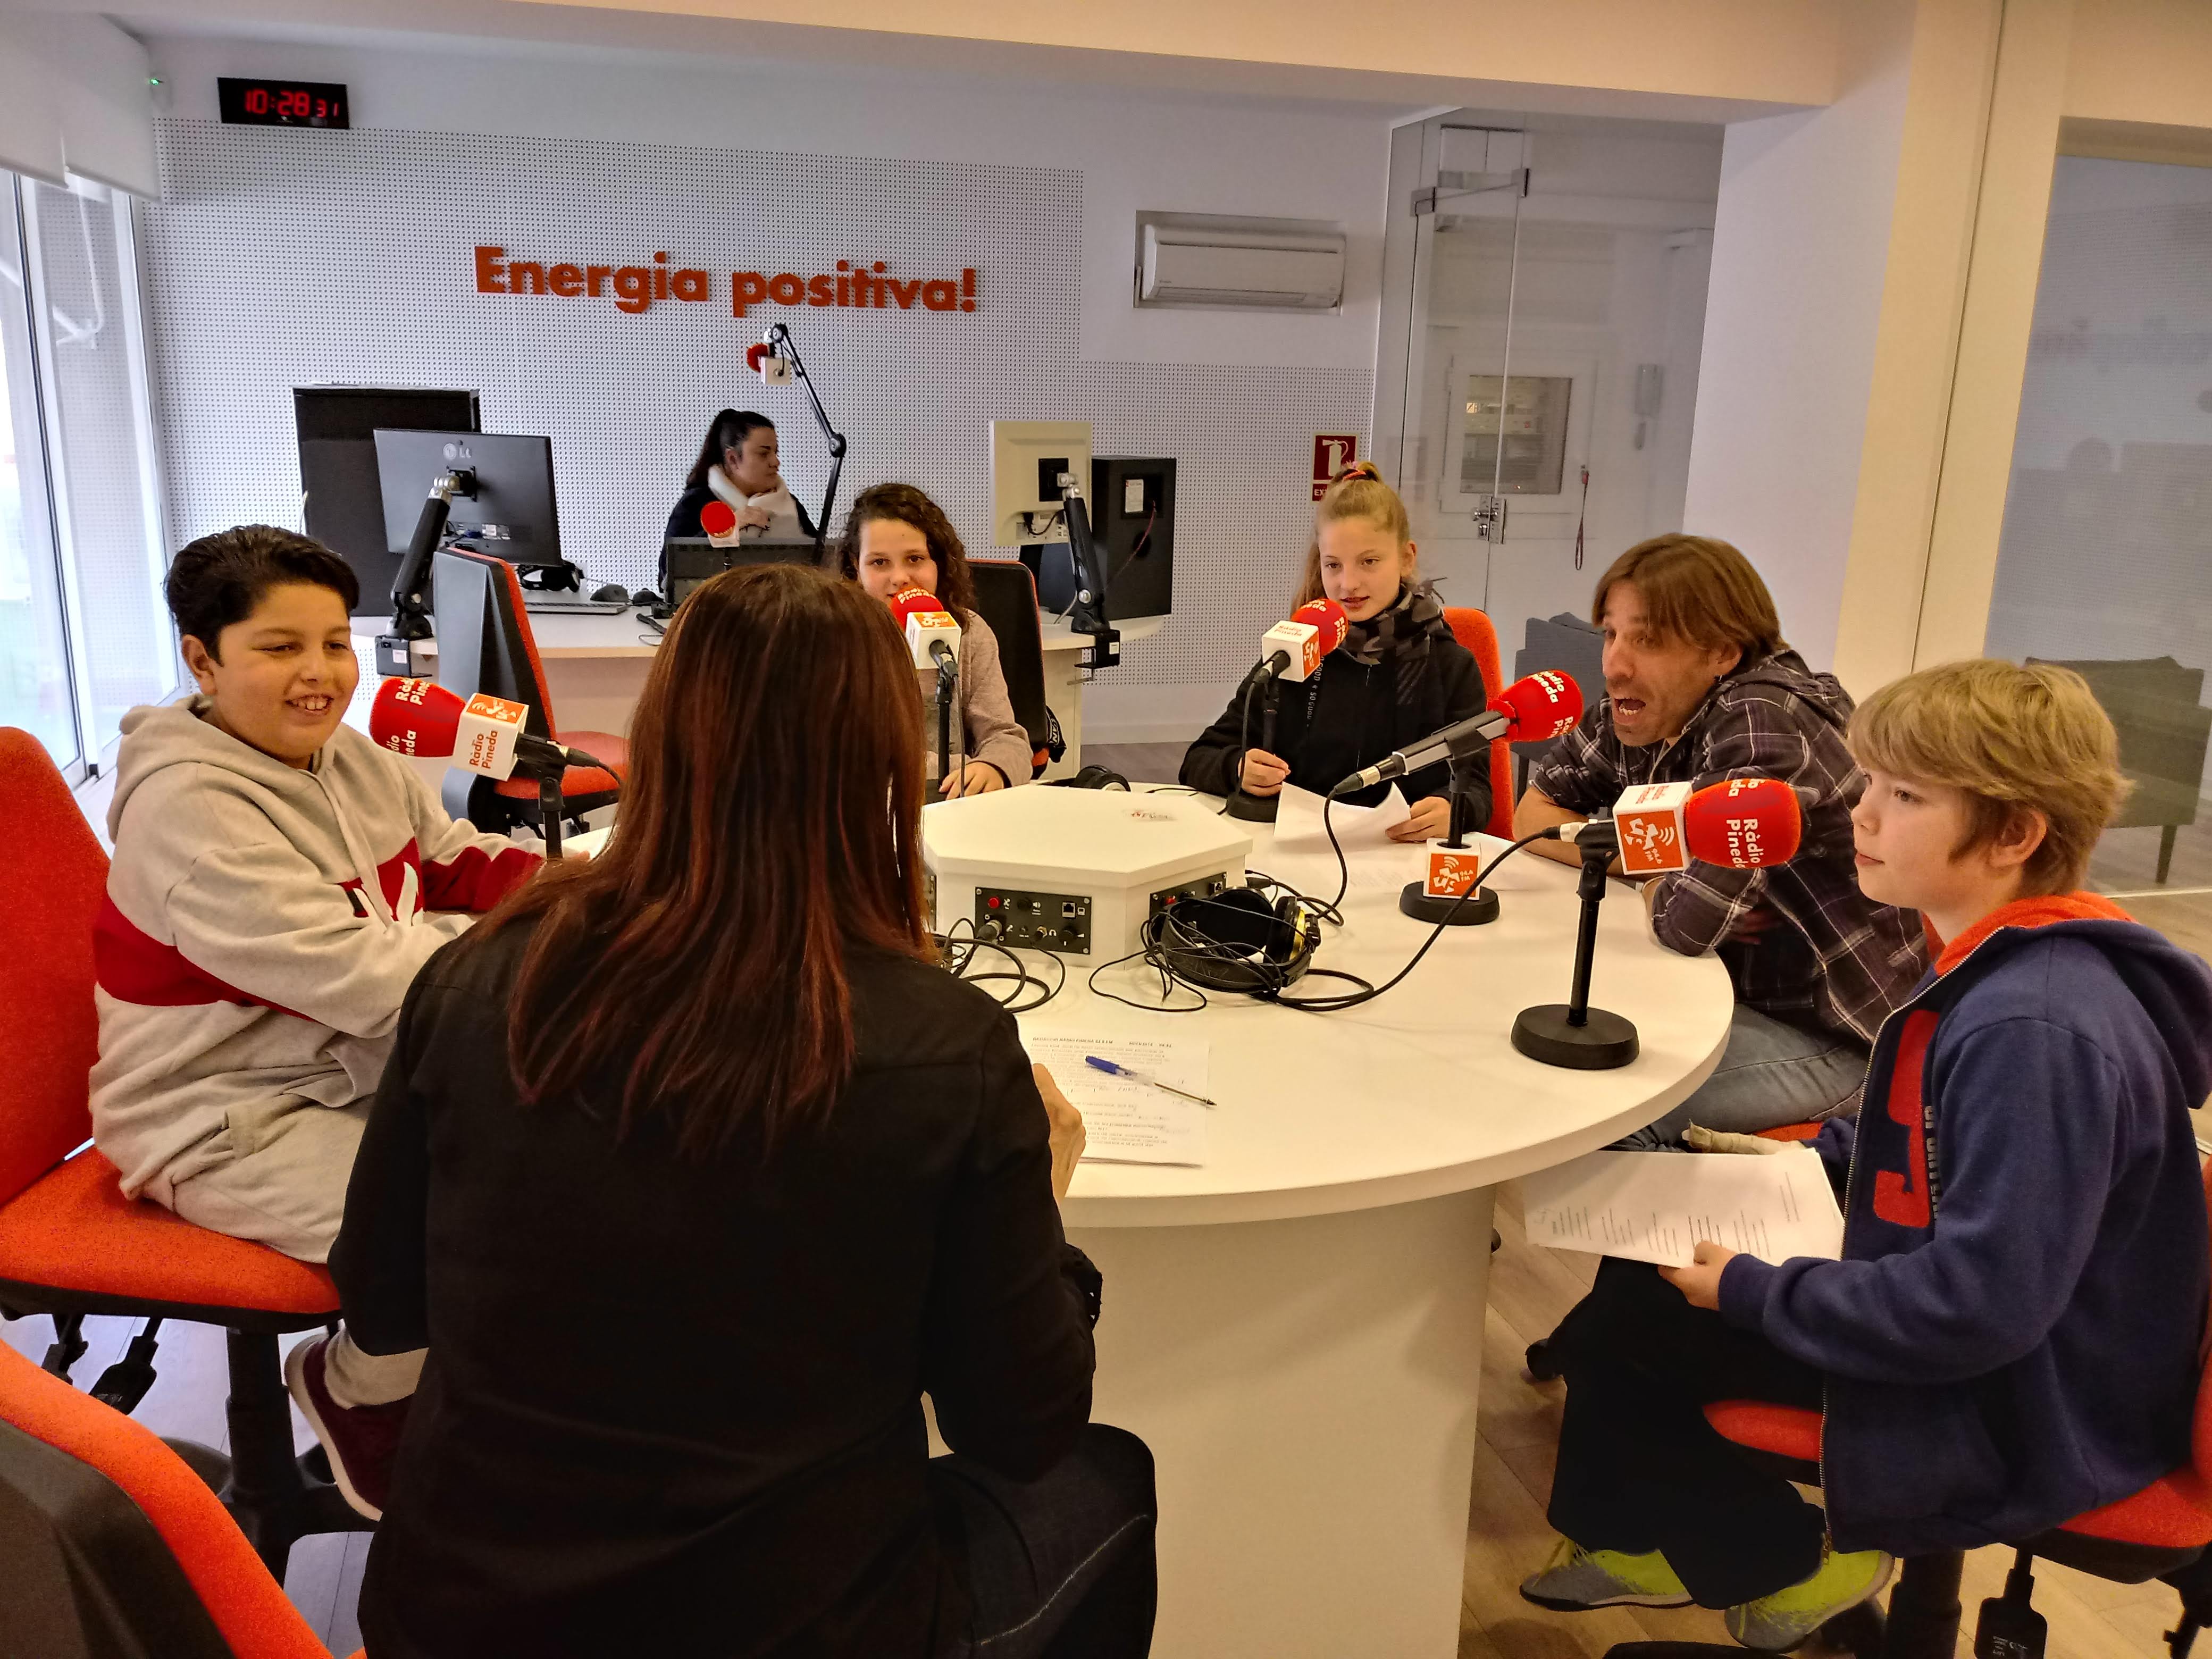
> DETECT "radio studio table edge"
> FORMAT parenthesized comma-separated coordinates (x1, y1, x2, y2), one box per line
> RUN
(1020, 806, 1733, 1659)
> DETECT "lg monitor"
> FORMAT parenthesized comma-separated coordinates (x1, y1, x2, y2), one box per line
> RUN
(373, 430, 565, 570)
(294, 387, 479, 615)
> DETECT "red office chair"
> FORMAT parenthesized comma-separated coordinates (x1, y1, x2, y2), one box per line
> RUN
(1442, 606, 1517, 839)
(0, 729, 367, 1579)
(0, 1338, 362, 1659)
(1608, 1161, 2212, 1659)
(434, 547, 628, 833)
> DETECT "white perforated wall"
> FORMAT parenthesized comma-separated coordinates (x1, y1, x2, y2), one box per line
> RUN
(140, 120, 1371, 698)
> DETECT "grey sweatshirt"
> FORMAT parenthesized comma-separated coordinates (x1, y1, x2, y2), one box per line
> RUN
(90, 698, 540, 1198)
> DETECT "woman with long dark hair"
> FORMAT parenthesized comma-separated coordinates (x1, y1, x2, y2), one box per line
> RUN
(666, 408, 818, 541)
(331, 564, 1155, 1658)
(836, 482, 1032, 795)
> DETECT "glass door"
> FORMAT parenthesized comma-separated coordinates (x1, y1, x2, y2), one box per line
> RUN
(1376, 113, 1721, 674)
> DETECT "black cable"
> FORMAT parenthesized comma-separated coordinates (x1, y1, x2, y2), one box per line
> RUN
(1272, 830, 1553, 1013)
(1086, 942, 1209, 1013)
(1322, 790, 1351, 909)
(934, 918, 1063, 1014)
(1244, 866, 1345, 929)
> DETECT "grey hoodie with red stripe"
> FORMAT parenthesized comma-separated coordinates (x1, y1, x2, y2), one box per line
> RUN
(90, 698, 541, 1200)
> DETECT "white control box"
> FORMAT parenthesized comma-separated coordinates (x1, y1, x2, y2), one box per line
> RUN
(921, 788, 1253, 962)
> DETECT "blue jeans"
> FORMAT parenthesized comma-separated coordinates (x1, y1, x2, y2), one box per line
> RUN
(1614, 1004, 1870, 1152)
(932, 1423, 1158, 1658)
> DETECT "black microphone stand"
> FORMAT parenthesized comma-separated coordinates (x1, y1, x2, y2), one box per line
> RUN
(1224, 676, 1281, 823)
(761, 322, 847, 552)
(1511, 835, 1640, 1069)
(374, 467, 474, 678)
(1057, 473, 1121, 673)
(1397, 751, 1501, 925)
(936, 656, 959, 798)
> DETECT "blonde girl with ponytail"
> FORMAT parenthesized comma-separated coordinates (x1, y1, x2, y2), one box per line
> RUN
(1178, 460, 1490, 839)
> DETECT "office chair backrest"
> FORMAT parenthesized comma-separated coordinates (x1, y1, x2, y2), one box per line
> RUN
(431, 548, 559, 741)
(0, 730, 107, 1208)
(1440, 608, 1516, 839)
(1513, 613, 1604, 766)
(969, 560, 1053, 767)
(0, 1341, 333, 1659)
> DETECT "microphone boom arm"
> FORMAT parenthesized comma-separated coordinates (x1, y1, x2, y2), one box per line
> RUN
(763, 322, 847, 549)
(387, 467, 475, 641)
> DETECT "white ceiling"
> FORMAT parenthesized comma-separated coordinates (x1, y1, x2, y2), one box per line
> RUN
(18, 0, 1806, 125)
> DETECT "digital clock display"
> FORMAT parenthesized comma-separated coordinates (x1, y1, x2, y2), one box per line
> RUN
(217, 78, 349, 129)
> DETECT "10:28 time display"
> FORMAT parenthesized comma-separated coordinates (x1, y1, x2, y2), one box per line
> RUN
(216, 78, 349, 129)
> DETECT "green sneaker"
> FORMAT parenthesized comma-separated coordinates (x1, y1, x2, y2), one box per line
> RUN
(1520, 1535, 1694, 1610)
(1725, 1546, 1895, 1650)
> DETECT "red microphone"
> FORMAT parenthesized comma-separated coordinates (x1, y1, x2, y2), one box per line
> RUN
(888, 586, 959, 672)
(1334, 671, 1587, 794)
(369, 677, 605, 781)
(1257, 597, 1350, 684)
(1556, 776, 1803, 873)
(699, 498, 742, 547)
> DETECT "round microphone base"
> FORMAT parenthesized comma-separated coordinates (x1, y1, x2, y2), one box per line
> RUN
(1398, 882, 1499, 926)
(1222, 792, 1279, 823)
(1511, 1004, 1640, 1070)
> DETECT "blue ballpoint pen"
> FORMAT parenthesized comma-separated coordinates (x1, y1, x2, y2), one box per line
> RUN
(1084, 1054, 1216, 1108)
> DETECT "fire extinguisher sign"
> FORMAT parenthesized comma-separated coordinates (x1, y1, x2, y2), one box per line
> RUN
(1312, 434, 1359, 501)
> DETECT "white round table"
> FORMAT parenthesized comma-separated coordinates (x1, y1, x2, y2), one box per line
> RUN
(1018, 812, 1736, 1658)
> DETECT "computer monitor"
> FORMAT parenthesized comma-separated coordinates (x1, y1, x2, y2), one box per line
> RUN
(661, 535, 822, 609)
(1027, 455, 1177, 623)
(373, 430, 565, 570)
(294, 387, 479, 616)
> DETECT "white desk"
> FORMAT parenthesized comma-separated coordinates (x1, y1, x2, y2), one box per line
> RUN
(1017, 814, 1732, 1657)
(376, 611, 1097, 780)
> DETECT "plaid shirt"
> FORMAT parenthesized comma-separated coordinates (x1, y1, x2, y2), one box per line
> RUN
(1527, 650, 1927, 1044)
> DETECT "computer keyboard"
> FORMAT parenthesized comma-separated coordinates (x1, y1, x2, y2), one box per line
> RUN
(522, 594, 630, 615)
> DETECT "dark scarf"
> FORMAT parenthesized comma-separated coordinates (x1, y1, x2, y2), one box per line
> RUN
(1339, 581, 1451, 710)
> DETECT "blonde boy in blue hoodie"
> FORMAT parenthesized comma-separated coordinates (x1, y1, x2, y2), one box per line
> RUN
(1522, 660, 2210, 1650)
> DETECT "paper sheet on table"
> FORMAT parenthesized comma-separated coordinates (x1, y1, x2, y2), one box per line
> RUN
(1521, 1148, 1843, 1268)
(1023, 1033, 1210, 1167)
(1271, 782, 1410, 851)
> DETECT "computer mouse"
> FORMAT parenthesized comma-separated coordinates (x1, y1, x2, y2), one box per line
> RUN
(591, 583, 630, 604)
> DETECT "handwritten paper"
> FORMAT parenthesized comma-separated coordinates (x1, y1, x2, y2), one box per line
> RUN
(1521, 1148, 1844, 1268)
(1023, 1033, 1210, 1167)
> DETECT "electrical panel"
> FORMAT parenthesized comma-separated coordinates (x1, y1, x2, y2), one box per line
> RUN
(1149, 874, 1233, 920)
(975, 888, 1093, 954)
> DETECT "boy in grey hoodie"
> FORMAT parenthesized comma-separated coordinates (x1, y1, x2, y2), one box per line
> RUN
(91, 526, 540, 1516)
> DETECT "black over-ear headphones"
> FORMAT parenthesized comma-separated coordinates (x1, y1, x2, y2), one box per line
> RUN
(1144, 882, 1322, 995)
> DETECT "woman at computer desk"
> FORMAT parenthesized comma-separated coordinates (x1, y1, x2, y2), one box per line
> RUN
(332, 564, 1157, 1659)
(838, 482, 1034, 795)
(666, 408, 818, 542)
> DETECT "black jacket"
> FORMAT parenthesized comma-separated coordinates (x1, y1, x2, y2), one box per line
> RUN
(1179, 632, 1490, 828)
(336, 920, 1097, 1659)
(665, 484, 819, 543)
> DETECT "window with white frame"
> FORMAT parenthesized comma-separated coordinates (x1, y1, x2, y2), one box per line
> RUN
(0, 169, 173, 784)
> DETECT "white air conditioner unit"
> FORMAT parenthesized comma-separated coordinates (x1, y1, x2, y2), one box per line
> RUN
(1134, 214, 1346, 312)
